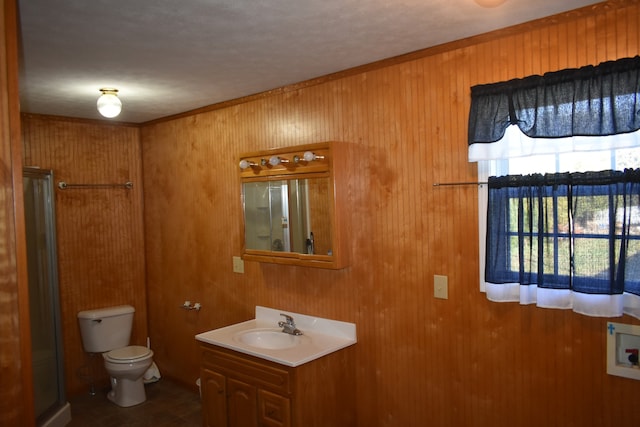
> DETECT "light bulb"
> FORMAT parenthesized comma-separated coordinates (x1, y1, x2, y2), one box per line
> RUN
(97, 88, 122, 118)
(269, 156, 289, 166)
(239, 159, 254, 169)
(303, 151, 325, 162)
(269, 156, 281, 166)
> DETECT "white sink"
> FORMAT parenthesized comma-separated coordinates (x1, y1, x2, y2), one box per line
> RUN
(234, 328, 308, 350)
(195, 306, 357, 367)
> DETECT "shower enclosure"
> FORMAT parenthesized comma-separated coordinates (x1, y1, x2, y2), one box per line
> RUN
(23, 168, 71, 426)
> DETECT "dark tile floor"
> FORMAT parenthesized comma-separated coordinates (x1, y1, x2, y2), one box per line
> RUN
(67, 378, 202, 426)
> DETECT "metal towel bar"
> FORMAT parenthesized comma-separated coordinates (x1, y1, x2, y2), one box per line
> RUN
(57, 181, 133, 190)
(432, 181, 487, 187)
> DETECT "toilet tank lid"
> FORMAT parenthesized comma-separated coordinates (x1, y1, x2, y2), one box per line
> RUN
(77, 305, 135, 319)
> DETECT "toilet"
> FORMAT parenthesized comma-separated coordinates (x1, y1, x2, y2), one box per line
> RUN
(77, 305, 154, 407)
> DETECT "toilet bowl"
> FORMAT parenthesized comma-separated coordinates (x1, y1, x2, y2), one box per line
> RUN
(103, 345, 154, 407)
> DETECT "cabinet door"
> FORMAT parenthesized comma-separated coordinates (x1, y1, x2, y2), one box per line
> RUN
(201, 368, 227, 427)
(227, 378, 258, 427)
(258, 389, 291, 427)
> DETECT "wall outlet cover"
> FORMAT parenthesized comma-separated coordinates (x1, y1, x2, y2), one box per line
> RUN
(434, 275, 448, 299)
(232, 256, 245, 274)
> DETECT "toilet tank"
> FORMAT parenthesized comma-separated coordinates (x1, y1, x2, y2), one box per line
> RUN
(77, 305, 135, 353)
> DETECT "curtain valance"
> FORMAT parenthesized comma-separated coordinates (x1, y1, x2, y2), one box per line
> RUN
(468, 56, 640, 156)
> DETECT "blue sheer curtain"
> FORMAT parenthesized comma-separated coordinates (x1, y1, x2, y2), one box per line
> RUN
(486, 169, 640, 317)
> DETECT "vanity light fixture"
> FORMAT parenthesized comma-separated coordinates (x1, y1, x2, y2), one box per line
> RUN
(97, 88, 122, 118)
(239, 153, 324, 169)
(303, 151, 325, 162)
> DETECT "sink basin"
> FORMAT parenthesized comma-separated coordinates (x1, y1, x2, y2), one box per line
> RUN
(235, 329, 307, 350)
(196, 306, 357, 366)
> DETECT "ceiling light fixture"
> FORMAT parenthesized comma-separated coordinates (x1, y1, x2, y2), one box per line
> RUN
(97, 88, 122, 118)
(474, 0, 507, 7)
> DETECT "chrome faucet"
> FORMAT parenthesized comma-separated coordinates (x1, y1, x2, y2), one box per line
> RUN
(278, 313, 303, 335)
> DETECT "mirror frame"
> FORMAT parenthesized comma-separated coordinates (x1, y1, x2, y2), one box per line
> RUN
(238, 142, 349, 269)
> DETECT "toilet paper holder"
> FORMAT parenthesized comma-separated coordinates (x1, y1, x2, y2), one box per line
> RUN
(181, 301, 201, 311)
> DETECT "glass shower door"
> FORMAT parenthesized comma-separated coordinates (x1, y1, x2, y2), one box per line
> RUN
(23, 168, 69, 425)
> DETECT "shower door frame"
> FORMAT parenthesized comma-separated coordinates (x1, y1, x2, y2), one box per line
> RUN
(23, 167, 68, 425)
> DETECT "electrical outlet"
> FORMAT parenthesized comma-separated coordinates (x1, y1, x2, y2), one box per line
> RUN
(232, 256, 245, 274)
(434, 275, 448, 299)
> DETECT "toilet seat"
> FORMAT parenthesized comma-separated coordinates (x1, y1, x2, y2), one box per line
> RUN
(105, 345, 152, 363)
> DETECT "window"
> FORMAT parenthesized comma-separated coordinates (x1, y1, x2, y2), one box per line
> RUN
(469, 56, 640, 319)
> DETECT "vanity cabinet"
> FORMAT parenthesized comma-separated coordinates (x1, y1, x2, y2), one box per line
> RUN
(239, 141, 350, 269)
(199, 342, 355, 427)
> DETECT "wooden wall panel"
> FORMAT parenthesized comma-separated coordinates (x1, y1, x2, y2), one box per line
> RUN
(21, 115, 146, 395)
(0, 0, 34, 424)
(142, 2, 640, 426)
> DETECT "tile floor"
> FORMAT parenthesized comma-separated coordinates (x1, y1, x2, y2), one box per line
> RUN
(67, 378, 202, 426)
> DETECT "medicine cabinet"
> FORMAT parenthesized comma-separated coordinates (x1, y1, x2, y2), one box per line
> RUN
(238, 142, 349, 269)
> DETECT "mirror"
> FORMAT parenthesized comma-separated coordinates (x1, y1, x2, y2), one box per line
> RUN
(243, 178, 332, 255)
(238, 142, 349, 269)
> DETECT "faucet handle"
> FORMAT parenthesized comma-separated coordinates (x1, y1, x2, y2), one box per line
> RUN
(279, 313, 295, 325)
(278, 313, 303, 335)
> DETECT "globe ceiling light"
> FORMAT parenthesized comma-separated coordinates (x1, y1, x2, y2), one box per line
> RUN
(474, 0, 507, 7)
(97, 88, 122, 118)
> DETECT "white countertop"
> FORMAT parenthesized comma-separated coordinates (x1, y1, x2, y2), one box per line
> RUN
(195, 306, 357, 367)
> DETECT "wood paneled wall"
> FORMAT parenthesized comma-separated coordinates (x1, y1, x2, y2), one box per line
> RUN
(1, 0, 34, 424)
(141, 1, 640, 426)
(21, 115, 147, 394)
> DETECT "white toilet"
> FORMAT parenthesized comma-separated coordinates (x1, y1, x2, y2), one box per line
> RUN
(77, 305, 154, 407)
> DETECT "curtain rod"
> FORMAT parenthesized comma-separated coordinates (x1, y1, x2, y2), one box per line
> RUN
(57, 181, 134, 190)
(433, 181, 487, 187)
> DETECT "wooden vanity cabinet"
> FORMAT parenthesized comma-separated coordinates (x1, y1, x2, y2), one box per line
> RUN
(200, 343, 356, 427)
